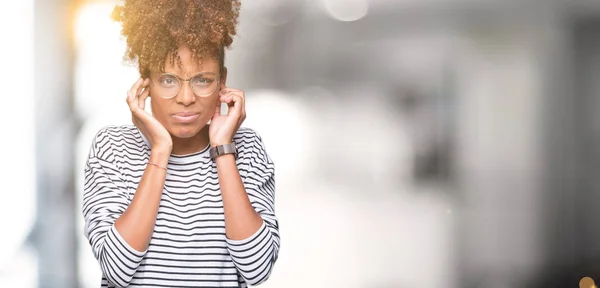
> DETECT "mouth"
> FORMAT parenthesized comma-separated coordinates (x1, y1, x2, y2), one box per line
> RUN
(172, 112, 200, 123)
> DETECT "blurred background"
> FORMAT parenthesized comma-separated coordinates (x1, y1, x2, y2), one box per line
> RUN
(1, 0, 600, 287)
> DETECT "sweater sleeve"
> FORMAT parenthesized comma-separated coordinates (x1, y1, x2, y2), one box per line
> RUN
(226, 130, 280, 286)
(82, 128, 146, 287)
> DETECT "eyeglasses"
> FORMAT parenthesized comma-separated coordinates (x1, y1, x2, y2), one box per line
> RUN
(151, 72, 220, 99)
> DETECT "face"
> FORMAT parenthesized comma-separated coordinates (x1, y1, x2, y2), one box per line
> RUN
(149, 46, 227, 139)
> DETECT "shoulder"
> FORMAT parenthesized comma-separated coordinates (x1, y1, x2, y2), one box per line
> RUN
(89, 124, 143, 158)
(233, 126, 263, 144)
(91, 124, 140, 145)
(233, 126, 271, 162)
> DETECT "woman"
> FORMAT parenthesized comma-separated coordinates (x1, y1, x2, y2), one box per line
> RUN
(82, 1, 279, 287)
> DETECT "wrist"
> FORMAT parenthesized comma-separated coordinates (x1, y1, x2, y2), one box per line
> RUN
(152, 140, 172, 152)
(153, 142, 173, 151)
(209, 142, 237, 160)
(150, 149, 170, 167)
(214, 153, 236, 163)
(211, 140, 233, 148)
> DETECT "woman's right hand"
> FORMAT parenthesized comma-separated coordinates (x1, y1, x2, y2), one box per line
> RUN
(127, 78, 173, 153)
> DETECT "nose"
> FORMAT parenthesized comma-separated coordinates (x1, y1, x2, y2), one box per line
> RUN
(175, 81, 196, 106)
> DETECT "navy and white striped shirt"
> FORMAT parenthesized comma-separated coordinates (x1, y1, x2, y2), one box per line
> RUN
(82, 124, 279, 287)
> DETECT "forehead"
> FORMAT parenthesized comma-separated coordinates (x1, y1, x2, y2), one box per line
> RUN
(162, 47, 220, 77)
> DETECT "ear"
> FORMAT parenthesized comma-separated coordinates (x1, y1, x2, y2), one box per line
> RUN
(220, 67, 228, 90)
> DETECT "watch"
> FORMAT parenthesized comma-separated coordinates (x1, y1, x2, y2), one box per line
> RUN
(209, 143, 237, 159)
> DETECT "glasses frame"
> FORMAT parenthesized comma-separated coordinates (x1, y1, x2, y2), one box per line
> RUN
(150, 72, 221, 99)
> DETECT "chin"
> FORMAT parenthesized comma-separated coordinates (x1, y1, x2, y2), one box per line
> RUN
(168, 123, 205, 139)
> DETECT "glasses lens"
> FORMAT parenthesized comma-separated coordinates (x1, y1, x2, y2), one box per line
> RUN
(155, 74, 180, 99)
(190, 73, 218, 97)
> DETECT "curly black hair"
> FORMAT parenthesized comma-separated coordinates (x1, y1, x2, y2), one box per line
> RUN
(112, 0, 241, 77)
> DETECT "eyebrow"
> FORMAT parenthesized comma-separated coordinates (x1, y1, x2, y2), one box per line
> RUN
(156, 71, 218, 80)
(162, 71, 217, 76)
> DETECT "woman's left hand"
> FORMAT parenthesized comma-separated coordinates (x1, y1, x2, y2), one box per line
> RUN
(209, 87, 246, 147)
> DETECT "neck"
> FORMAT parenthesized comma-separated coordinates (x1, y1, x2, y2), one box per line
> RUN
(170, 125, 210, 155)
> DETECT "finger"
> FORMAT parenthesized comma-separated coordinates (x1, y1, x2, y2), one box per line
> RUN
(219, 94, 233, 106)
(232, 94, 243, 113)
(220, 93, 242, 106)
(233, 91, 246, 121)
(220, 88, 244, 98)
(226, 94, 243, 119)
(129, 78, 143, 96)
(138, 78, 151, 109)
(126, 90, 137, 112)
(229, 93, 243, 107)
(237, 106, 246, 129)
(138, 85, 150, 110)
(224, 107, 239, 129)
(219, 89, 229, 99)
(214, 101, 221, 117)
(140, 78, 151, 95)
(237, 92, 245, 108)
(226, 96, 235, 107)
(135, 78, 148, 98)
(127, 78, 143, 111)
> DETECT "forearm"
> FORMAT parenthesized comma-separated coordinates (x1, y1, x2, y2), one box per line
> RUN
(114, 149, 170, 252)
(216, 154, 263, 240)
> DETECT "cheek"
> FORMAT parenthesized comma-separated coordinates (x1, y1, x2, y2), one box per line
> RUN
(202, 94, 221, 109)
(150, 99, 169, 121)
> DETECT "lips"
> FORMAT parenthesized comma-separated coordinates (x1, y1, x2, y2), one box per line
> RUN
(172, 112, 200, 123)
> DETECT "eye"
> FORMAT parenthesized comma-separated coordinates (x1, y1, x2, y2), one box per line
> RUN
(191, 77, 215, 86)
(157, 75, 179, 87)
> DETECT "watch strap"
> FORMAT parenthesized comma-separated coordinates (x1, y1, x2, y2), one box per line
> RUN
(209, 143, 237, 159)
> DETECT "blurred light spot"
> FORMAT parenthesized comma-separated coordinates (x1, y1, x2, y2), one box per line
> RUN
(322, 0, 369, 22)
(73, 2, 138, 122)
(447, 209, 452, 215)
(580, 277, 596, 288)
(74, 3, 121, 49)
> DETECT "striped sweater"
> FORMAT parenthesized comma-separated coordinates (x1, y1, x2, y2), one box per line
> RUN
(82, 124, 279, 287)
